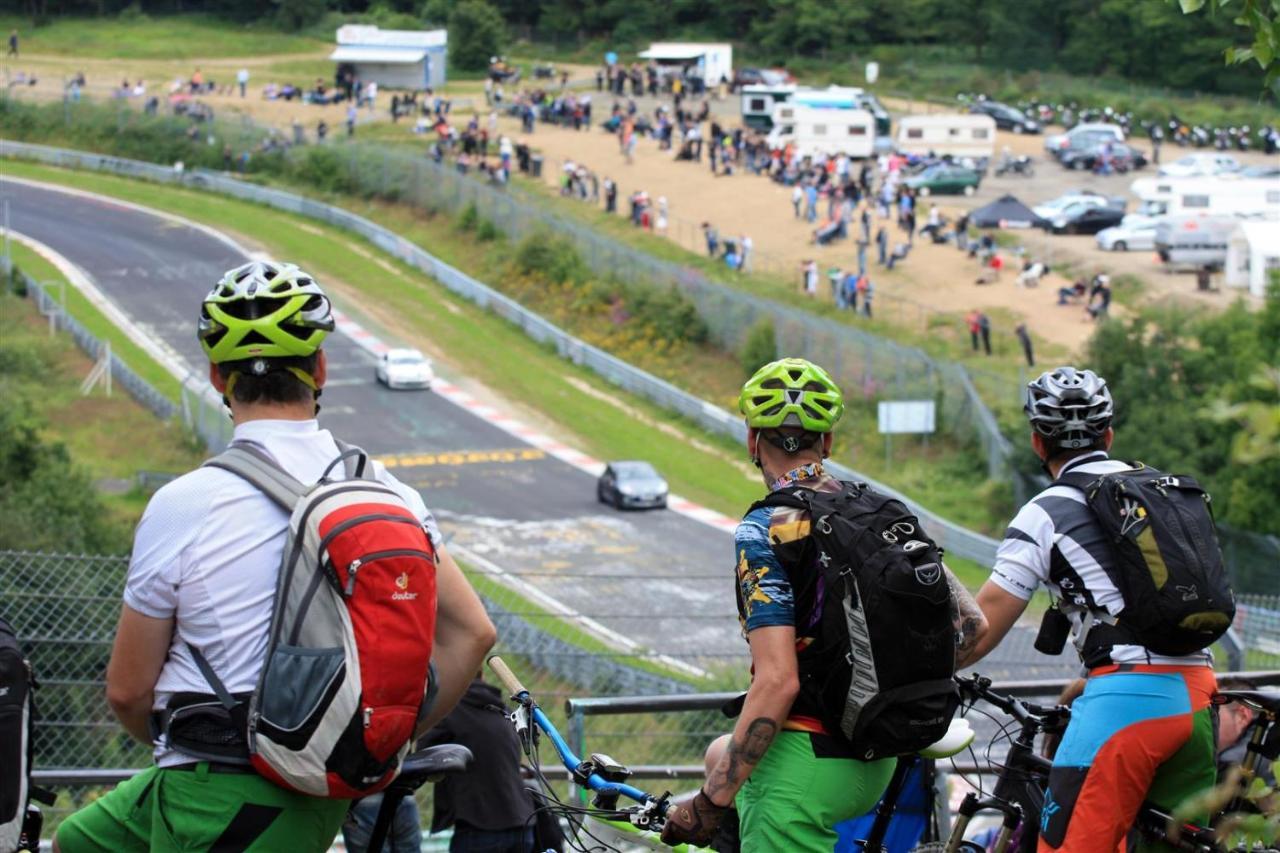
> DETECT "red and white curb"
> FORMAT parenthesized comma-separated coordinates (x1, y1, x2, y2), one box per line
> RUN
(331, 309, 741, 536)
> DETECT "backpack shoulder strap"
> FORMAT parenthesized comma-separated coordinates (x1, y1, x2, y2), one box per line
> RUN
(203, 444, 308, 512)
(747, 486, 812, 516)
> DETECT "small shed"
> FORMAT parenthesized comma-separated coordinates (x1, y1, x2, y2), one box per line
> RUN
(1225, 220, 1280, 297)
(638, 43, 733, 87)
(968, 195, 1046, 229)
(330, 25, 447, 90)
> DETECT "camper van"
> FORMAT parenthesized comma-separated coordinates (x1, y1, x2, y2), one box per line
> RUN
(765, 103, 877, 159)
(896, 114, 997, 161)
(1154, 214, 1241, 270)
(1130, 176, 1280, 219)
(741, 84, 797, 130)
(792, 86, 891, 136)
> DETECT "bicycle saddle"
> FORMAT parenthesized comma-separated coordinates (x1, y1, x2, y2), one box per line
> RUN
(398, 744, 474, 784)
(1216, 690, 1280, 716)
(918, 718, 975, 760)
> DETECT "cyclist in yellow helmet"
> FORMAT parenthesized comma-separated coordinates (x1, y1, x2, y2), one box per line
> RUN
(56, 262, 496, 853)
(664, 358, 986, 852)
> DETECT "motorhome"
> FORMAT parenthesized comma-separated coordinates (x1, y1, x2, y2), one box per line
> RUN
(765, 103, 877, 159)
(895, 113, 997, 160)
(1130, 176, 1280, 219)
(741, 84, 797, 130)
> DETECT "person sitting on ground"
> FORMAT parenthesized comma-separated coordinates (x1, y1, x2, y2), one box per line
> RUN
(1017, 261, 1047, 289)
(1057, 278, 1088, 305)
(885, 241, 911, 270)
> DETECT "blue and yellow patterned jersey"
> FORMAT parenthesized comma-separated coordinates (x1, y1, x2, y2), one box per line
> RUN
(734, 463, 845, 731)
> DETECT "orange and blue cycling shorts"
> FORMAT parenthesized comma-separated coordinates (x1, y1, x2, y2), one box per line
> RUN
(1039, 664, 1218, 853)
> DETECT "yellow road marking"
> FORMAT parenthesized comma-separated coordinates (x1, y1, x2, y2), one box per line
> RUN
(376, 448, 547, 468)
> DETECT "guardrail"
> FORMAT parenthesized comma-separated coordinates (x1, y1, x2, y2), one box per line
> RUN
(0, 139, 1003, 565)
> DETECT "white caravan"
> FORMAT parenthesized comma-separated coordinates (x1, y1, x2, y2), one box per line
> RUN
(1130, 176, 1280, 219)
(741, 84, 797, 130)
(896, 113, 997, 160)
(765, 103, 877, 158)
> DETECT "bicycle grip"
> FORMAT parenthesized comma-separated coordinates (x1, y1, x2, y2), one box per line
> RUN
(487, 655, 528, 698)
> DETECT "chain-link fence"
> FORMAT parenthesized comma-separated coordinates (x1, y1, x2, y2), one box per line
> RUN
(6, 548, 1274, 785)
(0, 93, 1018, 483)
(2, 255, 235, 453)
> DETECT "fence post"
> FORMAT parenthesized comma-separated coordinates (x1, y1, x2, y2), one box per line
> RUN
(567, 705, 586, 800)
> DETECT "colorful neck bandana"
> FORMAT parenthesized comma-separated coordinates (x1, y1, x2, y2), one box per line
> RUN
(770, 462, 825, 492)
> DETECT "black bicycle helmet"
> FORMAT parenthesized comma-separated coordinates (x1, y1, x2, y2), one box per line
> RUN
(1024, 366, 1114, 451)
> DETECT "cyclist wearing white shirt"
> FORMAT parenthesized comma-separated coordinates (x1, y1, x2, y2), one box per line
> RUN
(958, 367, 1218, 852)
(56, 261, 495, 853)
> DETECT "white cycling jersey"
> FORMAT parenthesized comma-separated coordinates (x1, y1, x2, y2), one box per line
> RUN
(124, 418, 440, 766)
(990, 451, 1211, 669)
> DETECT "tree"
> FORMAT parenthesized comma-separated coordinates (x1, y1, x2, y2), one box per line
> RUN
(1174, 0, 1280, 87)
(448, 0, 506, 71)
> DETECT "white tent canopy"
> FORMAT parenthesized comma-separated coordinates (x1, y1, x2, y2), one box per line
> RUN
(638, 45, 709, 61)
(329, 46, 428, 64)
(1225, 220, 1280, 298)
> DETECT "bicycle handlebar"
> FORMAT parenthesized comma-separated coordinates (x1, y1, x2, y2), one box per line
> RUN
(957, 674, 1067, 728)
(487, 655, 529, 699)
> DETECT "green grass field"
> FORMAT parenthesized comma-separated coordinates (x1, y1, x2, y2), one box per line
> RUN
(0, 280, 204, 531)
(0, 13, 326, 60)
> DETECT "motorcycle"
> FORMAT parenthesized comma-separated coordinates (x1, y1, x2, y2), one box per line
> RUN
(995, 153, 1035, 177)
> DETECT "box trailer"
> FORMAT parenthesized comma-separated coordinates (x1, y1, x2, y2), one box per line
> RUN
(1155, 214, 1242, 270)
(895, 113, 996, 160)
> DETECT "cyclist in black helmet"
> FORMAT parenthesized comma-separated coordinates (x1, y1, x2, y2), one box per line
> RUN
(956, 366, 1220, 852)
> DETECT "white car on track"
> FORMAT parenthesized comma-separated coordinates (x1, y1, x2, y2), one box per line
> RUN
(1096, 215, 1161, 252)
(376, 348, 434, 390)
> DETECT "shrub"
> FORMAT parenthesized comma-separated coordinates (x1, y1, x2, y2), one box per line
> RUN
(514, 234, 587, 285)
(739, 318, 778, 377)
(475, 218, 501, 242)
(448, 1, 507, 72)
(457, 202, 480, 232)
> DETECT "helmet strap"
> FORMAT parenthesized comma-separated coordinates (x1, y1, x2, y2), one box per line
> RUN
(761, 429, 820, 454)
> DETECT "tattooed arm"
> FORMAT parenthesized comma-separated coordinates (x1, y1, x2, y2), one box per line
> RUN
(945, 564, 989, 669)
(704, 624, 798, 806)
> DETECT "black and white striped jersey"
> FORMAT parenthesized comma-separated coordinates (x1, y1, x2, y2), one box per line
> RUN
(991, 451, 1212, 667)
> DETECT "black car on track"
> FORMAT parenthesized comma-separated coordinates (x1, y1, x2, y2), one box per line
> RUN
(597, 461, 669, 510)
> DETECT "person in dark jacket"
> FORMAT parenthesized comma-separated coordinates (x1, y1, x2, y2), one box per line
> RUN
(423, 675, 545, 853)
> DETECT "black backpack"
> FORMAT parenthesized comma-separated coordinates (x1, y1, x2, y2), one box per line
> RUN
(1, 617, 53, 853)
(751, 482, 959, 761)
(1059, 463, 1235, 657)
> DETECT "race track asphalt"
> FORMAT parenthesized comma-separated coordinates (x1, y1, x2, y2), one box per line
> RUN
(2, 177, 743, 665)
(3, 177, 1080, 688)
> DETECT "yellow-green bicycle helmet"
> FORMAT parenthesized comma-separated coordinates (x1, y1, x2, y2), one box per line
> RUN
(198, 261, 334, 364)
(739, 358, 844, 433)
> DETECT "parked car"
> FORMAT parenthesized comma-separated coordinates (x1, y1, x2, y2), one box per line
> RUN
(969, 100, 1041, 134)
(375, 348, 434, 389)
(1059, 140, 1147, 171)
(1045, 122, 1125, 158)
(903, 163, 982, 196)
(1240, 164, 1280, 179)
(1096, 215, 1161, 251)
(597, 461, 669, 510)
(1032, 190, 1110, 221)
(1045, 201, 1126, 235)
(1158, 152, 1241, 178)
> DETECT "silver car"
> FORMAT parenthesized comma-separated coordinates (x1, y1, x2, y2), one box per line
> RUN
(1096, 216, 1160, 252)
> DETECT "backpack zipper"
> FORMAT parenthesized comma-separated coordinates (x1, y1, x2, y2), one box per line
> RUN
(342, 548, 435, 598)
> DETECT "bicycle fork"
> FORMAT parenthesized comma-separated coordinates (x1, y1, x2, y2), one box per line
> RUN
(947, 792, 1022, 853)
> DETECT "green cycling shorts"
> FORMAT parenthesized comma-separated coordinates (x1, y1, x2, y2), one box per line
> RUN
(735, 730, 894, 853)
(55, 763, 348, 853)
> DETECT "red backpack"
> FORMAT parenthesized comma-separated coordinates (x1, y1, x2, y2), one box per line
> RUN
(193, 443, 438, 798)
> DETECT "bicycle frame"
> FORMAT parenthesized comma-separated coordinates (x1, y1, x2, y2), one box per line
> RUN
(488, 656, 674, 839)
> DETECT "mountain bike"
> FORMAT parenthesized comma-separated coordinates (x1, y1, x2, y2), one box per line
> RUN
(486, 655, 980, 853)
(935, 674, 1280, 853)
